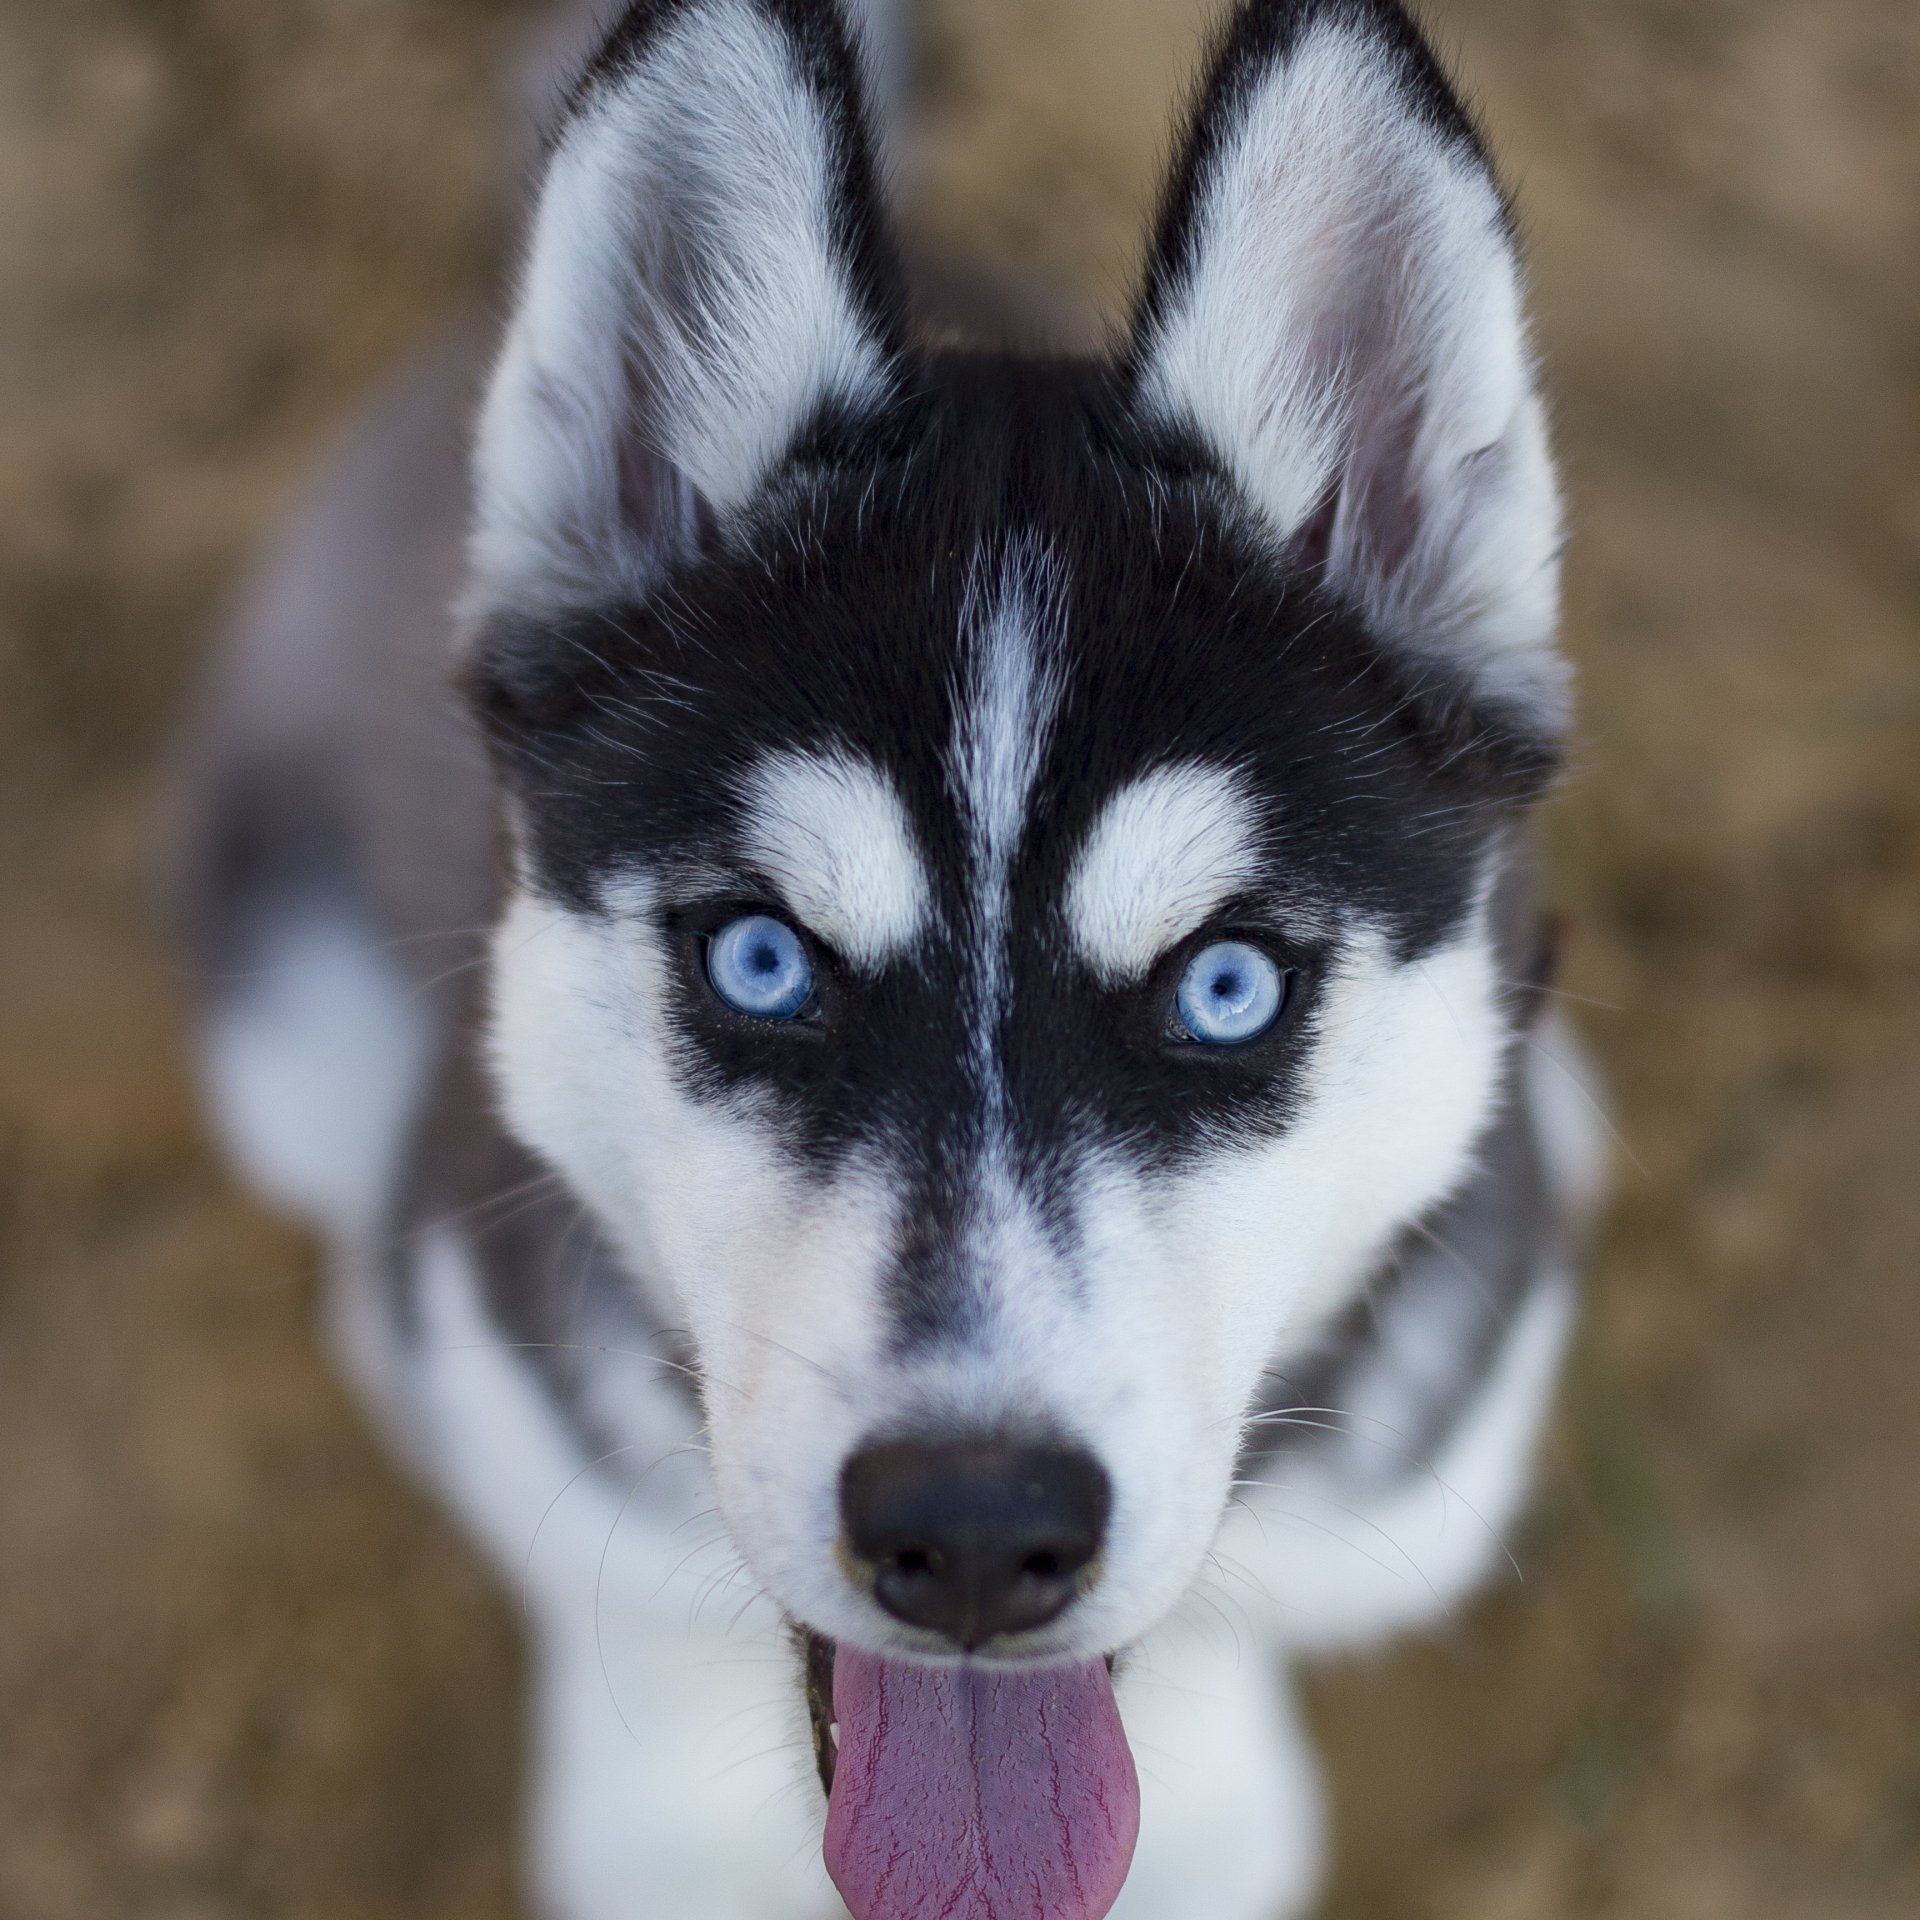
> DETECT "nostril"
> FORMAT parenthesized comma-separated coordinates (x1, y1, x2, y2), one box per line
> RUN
(1021, 1550, 1063, 1581)
(889, 1545, 938, 1578)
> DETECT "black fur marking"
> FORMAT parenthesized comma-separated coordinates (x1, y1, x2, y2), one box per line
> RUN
(468, 351, 1554, 1345)
(1126, 0, 1510, 391)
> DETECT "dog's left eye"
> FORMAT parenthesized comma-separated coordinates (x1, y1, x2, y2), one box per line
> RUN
(705, 914, 816, 1021)
(1171, 940, 1289, 1046)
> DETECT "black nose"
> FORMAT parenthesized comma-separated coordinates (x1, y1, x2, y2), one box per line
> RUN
(840, 1438, 1110, 1649)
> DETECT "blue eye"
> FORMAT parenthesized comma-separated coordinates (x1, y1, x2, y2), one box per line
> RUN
(1173, 940, 1288, 1046)
(706, 914, 815, 1021)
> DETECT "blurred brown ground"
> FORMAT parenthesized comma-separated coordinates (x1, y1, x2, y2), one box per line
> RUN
(1, 2, 1916, 1916)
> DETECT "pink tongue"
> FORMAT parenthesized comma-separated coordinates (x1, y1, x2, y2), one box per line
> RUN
(825, 1648, 1139, 1920)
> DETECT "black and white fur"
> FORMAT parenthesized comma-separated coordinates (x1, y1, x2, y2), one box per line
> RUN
(174, 2, 1604, 1914)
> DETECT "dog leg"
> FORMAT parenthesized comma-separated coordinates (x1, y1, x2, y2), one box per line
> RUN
(1110, 1622, 1327, 1920)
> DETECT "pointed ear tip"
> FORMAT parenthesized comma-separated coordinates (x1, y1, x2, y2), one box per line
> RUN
(1189, 0, 1493, 150)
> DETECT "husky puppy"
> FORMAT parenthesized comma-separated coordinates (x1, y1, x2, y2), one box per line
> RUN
(174, 2, 1604, 1914)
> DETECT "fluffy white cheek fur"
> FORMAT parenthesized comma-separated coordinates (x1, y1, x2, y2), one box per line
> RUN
(1059, 918, 1510, 1638)
(487, 887, 909, 1628)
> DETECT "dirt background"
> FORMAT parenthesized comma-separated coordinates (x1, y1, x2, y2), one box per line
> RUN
(2, 1, 1916, 1916)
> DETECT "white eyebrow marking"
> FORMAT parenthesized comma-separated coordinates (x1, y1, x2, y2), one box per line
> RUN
(1066, 763, 1266, 980)
(739, 749, 930, 966)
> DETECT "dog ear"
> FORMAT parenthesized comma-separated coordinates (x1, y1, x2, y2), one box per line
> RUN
(470, 0, 907, 610)
(1126, 0, 1566, 729)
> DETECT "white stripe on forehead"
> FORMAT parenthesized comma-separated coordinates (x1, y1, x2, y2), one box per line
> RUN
(1067, 763, 1265, 981)
(950, 541, 1068, 1069)
(952, 538, 1068, 897)
(939, 539, 1070, 1338)
(740, 749, 930, 966)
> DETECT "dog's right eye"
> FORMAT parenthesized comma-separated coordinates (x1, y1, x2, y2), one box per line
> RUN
(705, 914, 816, 1021)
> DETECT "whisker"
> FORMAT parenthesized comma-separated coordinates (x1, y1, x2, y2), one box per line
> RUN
(1403, 1214, 1504, 1315)
(521, 1442, 640, 1618)
(381, 1336, 719, 1397)
(410, 1169, 565, 1240)
(1520, 1026, 1645, 1178)
(1494, 974, 1624, 1014)
(720, 1319, 848, 1392)
(593, 1470, 662, 1748)
(1231, 1488, 1436, 1602)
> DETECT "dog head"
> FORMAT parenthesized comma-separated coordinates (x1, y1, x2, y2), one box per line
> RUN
(462, 0, 1564, 1675)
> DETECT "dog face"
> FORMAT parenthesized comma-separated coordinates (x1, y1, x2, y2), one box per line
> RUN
(465, 0, 1564, 1668)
